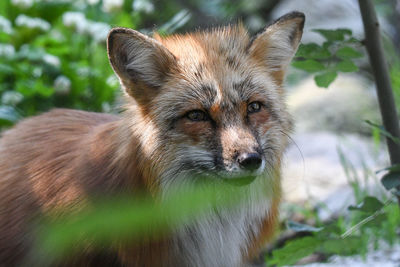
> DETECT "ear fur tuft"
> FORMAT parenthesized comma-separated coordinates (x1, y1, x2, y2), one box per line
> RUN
(107, 28, 178, 102)
(249, 12, 305, 81)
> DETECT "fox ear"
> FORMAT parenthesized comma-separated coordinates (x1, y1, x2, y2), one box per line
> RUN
(249, 12, 305, 83)
(107, 28, 178, 103)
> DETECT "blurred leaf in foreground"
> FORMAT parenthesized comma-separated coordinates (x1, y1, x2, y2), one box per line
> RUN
(36, 182, 248, 263)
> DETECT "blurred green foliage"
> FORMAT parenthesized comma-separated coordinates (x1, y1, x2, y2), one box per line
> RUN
(1, 0, 118, 120)
(268, 196, 400, 266)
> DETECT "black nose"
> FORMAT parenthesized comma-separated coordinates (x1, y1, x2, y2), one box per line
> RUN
(237, 153, 262, 171)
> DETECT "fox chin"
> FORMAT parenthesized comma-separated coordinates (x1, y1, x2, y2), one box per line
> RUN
(0, 11, 304, 267)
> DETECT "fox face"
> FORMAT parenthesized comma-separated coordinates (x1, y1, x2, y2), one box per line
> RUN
(107, 13, 304, 191)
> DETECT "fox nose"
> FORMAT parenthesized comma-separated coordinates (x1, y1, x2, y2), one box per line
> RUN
(237, 152, 262, 172)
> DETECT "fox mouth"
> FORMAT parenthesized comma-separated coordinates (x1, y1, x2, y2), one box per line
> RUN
(221, 174, 258, 186)
(214, 170, 260, 186)
(177, 159, 263, 186)
(214, 158, 265, 186)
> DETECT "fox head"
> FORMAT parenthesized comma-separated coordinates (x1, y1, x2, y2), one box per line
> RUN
(107, 12, 304, 192)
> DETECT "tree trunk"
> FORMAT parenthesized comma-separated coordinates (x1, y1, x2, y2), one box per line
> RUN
(358, 0, 400, 204)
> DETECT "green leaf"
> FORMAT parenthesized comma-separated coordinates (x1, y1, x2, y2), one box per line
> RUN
(381, 172, 400, 190)
(292, 59, 325, 73)
(0, 63, 14, 74)
(313, 28, 352, 42)
(365, 120, 400, 144)
(16, 80, 54, 98)
(348, 196, 384, 213)
(347, 37, 361, 43)
(376, 164, 400, 174)
(287, 220, 323, 233)
(319, 224, 342, 236)
(336, 47, 363, 59)
(365, 213, 387, 227)
(268, 236, 321, 266)
(296, 43, 331, 59)
(314, 71, 337, 88)
(336, 60, 359, 72)
(34, 80, 54, 98)
(321, 236, 362, 256)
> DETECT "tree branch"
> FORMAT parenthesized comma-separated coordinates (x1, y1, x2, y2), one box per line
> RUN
(358, 0, 400, 204)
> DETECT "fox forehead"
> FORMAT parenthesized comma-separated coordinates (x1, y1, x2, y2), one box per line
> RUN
(156, 24, 260, 88)
(154, 25, 280, 118)
(156, 24, 250, 69)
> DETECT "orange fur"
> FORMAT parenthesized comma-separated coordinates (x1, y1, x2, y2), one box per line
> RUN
(0, 12, 304, 266)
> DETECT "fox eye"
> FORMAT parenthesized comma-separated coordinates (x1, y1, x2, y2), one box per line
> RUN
(247, 101, 262, 114)
(186, 110, 208, 121)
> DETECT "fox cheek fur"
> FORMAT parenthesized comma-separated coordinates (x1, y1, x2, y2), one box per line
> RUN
(0, 12, 304, 266)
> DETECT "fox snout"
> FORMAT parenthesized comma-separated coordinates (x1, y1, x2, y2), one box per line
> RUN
(216, 125, 266, 182)
(236, 152, 262, 172)
(222, 150, 265, 181)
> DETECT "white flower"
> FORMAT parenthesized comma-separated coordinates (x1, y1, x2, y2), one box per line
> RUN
(49, 29, 65, 42)
(101, 102, 111, 112)
(15, 14, 51, 31)
(77, 67, 90, 77)
(54, 75, 71, 95)
(32, 67, 42, 78)
(63, 11, 91, 36)
(87, 21, 111, 42)
(132, 0, 154, 14)
(62, 11, 110, 43)
(0, 44, 15, 58)
(62, 11, 86, 28)
(11, 0, 34, 8)
(43, 53, 60, 67)
(0, 16, 13, 34)
(106, 75, 119, 87)
(102, 0, 123, 13)
(2, 91, 23, 106)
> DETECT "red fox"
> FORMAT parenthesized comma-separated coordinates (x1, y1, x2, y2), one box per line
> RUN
(0, 12, 304, 266)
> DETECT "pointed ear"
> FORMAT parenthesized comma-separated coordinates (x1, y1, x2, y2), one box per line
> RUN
(107, 28, 178, 103)
(249, 12, 305, 83)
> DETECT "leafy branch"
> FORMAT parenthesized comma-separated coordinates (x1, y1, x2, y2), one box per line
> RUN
(292, 28, 362, 88)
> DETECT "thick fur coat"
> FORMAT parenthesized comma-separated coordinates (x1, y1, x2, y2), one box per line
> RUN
(0, 12, 304, 267)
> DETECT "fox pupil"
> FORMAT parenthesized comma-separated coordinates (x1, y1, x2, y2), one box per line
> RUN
(247, 101, 261, 114)
(186, 110, 207, 121)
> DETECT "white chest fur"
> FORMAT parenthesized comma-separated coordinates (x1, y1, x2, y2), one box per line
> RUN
(173, 189, 272, 267)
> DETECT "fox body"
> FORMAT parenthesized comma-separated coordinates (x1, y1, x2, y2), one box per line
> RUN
(0, 12, 304, 266)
